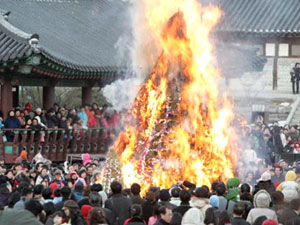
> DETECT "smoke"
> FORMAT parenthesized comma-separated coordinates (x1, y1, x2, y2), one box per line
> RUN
(102, 0, 161, 111)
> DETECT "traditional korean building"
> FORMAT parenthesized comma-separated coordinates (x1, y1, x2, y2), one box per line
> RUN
(0, 0, 129, 118)
(213, 0, 300, 91)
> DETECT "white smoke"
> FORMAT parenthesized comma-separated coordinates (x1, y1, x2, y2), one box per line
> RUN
(102, 0, 161, 111)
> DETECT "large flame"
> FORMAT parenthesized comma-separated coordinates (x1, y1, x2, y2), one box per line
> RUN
(113, 0, 236, 193)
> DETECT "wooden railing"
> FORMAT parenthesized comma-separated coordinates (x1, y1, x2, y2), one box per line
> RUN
(0, 128, 109, 163)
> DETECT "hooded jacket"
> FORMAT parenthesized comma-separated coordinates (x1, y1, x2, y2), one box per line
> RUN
(74, 180, 84, 202)
(181, 197, 210, 225)
(246, 190, 277, 224)
(276, 170, 300, 203)
(82, 153, 92, 166)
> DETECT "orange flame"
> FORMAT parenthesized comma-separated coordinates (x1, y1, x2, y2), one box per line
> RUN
(113, 1, 236, 193)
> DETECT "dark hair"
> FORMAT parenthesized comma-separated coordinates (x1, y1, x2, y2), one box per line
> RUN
(240, 183, 250, 193)
(171, 187, 181, 198)
(54, 188, 61, 197)
(131, 204, 142, 217)
(42, 188, 53, 200)
(179, 189, 191, 203)
(194, 187, 209, 198)
(21, 187, 32, 197)
(8, 192, 21, 208)
(291, 199, 300, 211)
(89, 191, 102, 207)
(219, 211, 231, 224)
(216, 183, 226, 196)
(271, 191, 284, 204)
(170, 211, 182, 225)
(233, 203, 245, 216)
(61, 186, 71, 199)
(91, 184, 103, 192)
(131, 183, 141, 195)
(25, 199, 43, 217)
(211, 181, 219, 192)
(275, 166, 283, 172)
(33, 184, 44, 196)
(43, 202, 56, 217)
(110, 181, 122, 194)
(158, 205, 171, 215)
(253, 216, 267, 225)
(88, 207, 106, 225)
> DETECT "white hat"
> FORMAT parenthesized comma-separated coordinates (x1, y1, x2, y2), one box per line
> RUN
(258, 171, 271, 182)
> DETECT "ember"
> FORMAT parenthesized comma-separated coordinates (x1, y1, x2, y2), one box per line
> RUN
(113, 0, 236, 193)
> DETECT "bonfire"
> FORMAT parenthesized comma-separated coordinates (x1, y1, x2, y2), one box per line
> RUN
(105, 0, 237, 193)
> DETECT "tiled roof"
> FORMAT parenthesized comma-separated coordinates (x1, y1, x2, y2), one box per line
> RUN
(0, 0, 129, 72)
(214, 0, 300, 36)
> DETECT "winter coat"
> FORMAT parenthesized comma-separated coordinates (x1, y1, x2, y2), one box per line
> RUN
(169, 197, 181, 206)
(276, 170, 300, 202)
(253, 180, 275, 195)
(218, 195, 235, 216)
(0, 209, 42, 225)
(246, 190, 277, 224)
(105, 193, 132, 225)
(131, 195, 146, 205)
(142, 200, 157, 223)
(232, 217, 251, 225)
(173, 203, 192, 217)
(125, 217, 146, 225)
(182, 197, 210, 225)
(82, 153, 92, 166)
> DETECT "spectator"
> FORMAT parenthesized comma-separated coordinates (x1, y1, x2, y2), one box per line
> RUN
(246, 190, 278, 224)
(88, 207, 106, 225)
(173, 189, 191, 217)
(276, 170, 300, 203)
(232, 203, 251, 225)
(4, 110, 22, 142)
(130, 183, 145, 205)
(14, 186, 33, 210)
(169, 187, 181, 206)
(62, 200, 87, 225)
(124, 204, 146, 225)
(271, 167, 284, 186)
(154, 205, 173, 225)
(105, 181, 131, 225)
(142, 191, 157, 223)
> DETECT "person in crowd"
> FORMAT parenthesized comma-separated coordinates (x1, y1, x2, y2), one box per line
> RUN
(14, 186, 33, 210)
(232, 203, 251, 225)
(172, 189, 191, 217)
(246, 190, 278, 224)
(169, 187, 181, 206)
(142, 190, 158, 223)
(270, 191, 284, 219)
(159, 189, 177, 209)
(5, 110, 22, 142)
(78, 107, 88, 127)
(105, 181, 131, 225)
(216, 182, 235, 216)
(276, 170, 300, 203)
(290, 62, 299, 94)
(124, 204, 146, 225)
(271, 167, 285, 186)
(88, 207, 107, 225)
(62, 200, 87, 225)
(130, 183, 146, 205)
(36, 167, 51, 185)
(154, 205, 173, 225)
(254, 171, 275, 195)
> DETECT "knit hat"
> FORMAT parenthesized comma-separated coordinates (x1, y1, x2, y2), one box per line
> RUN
(63, 200, 78, 209)
(262, 219, 278, 225)
(81, 205, 92, 221)
(159, 189, 171, 201)
(209, 195, 219, 208)
(227, 178, 240, 188)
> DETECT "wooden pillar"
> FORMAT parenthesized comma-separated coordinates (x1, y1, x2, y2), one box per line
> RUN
(12, 86, 19, 108)
(82, 86, 92, 106)
(43, 86, 55, 110)
(272, 42, 279, 90)
(1, 79, 12, 119)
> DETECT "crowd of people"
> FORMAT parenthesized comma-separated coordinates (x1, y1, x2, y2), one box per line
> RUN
(0, 102, 121, 142)
(0, 149, 300, 225)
